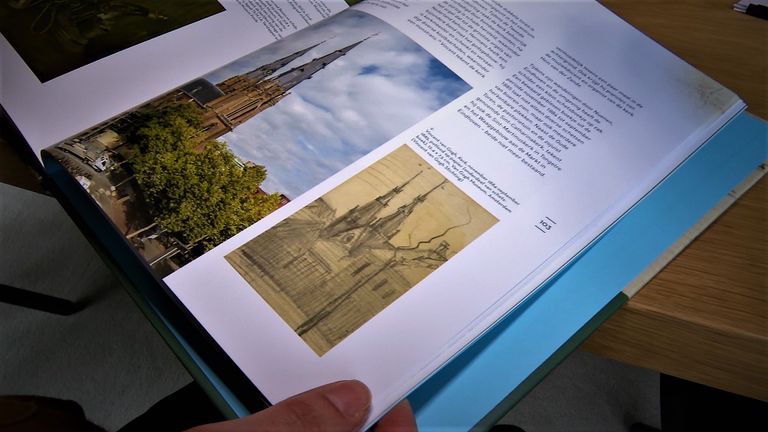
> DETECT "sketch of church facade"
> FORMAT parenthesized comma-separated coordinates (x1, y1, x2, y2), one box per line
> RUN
(225, 145, 498, 355)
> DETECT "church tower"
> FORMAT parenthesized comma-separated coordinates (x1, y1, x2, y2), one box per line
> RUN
(216, 41, 325, 94)
(196, 37, 370, 142)
(320, 172, 421, 240)
(273, 38, 368, 91)
(346, 180, 448, 256)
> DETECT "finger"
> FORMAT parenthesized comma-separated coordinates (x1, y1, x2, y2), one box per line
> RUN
(186, 380, 371, 432)
(374, 399, 417, 432)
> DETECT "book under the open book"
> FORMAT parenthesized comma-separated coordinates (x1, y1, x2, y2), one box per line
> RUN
(0, 0, 746, 427)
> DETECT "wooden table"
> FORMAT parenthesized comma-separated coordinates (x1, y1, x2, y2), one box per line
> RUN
(583, 0, 768, 402)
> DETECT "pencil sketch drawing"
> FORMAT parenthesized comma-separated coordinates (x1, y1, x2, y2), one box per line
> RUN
(226, 145, 498, 355)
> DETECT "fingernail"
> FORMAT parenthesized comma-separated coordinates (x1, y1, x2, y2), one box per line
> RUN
(324, 380, 371, 418)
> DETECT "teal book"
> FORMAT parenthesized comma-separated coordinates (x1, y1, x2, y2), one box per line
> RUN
(410, 112, 767, 430)
(3, 1, 764, 429)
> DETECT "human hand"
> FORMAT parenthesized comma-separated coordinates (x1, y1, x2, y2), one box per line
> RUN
(184, 380, 417, 431)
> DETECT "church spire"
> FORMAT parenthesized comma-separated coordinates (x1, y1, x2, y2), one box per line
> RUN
(320, 171, 421, 239)
(215, 41, 326, 94)
(373, 171, 420, 207)
(345, 179, 447, 255)
(181, 36, 372, 142)
(274, 36, 372, 91)
(246, 40, 325, 81)
(370, 180, 447, 241)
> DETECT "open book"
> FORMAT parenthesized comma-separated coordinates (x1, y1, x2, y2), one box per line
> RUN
(0, 0, 746, 427)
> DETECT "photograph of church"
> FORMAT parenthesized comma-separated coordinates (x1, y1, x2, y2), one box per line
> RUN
(47, 8, 470, 276)
(150, 36, 373, 146)
(226, 145, 498, 355)
(200, 8, 472, 199)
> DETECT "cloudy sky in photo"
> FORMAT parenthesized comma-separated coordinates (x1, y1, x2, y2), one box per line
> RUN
(202, 10, 470, 198)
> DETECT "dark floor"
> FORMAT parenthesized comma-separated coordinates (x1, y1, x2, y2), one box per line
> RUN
(0, 182, 661, 431)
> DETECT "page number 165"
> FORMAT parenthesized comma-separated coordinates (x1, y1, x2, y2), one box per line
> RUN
(535, 217, 557, 233)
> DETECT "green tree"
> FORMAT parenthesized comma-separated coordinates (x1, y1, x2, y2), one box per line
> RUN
(125, 103, 204, 156)
(128, 105, 280, 250)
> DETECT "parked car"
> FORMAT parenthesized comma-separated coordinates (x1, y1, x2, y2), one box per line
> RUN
(59, 142, 112, 172)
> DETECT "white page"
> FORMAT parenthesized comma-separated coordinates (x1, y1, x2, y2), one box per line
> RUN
(161, 1, 743, 428)
(0, 0, 349, 158)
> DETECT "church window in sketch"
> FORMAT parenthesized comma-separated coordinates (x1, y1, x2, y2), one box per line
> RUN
(225, 145, 498, 355)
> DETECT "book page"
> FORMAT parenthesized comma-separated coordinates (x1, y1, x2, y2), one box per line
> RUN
(0, 0, 350, 157)
(38, 0, 743, 428)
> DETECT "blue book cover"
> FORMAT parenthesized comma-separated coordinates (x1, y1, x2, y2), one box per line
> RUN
(409, 112, 767, 430)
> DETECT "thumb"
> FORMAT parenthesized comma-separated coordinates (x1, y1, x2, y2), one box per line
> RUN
(186, 380, 372, 432)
